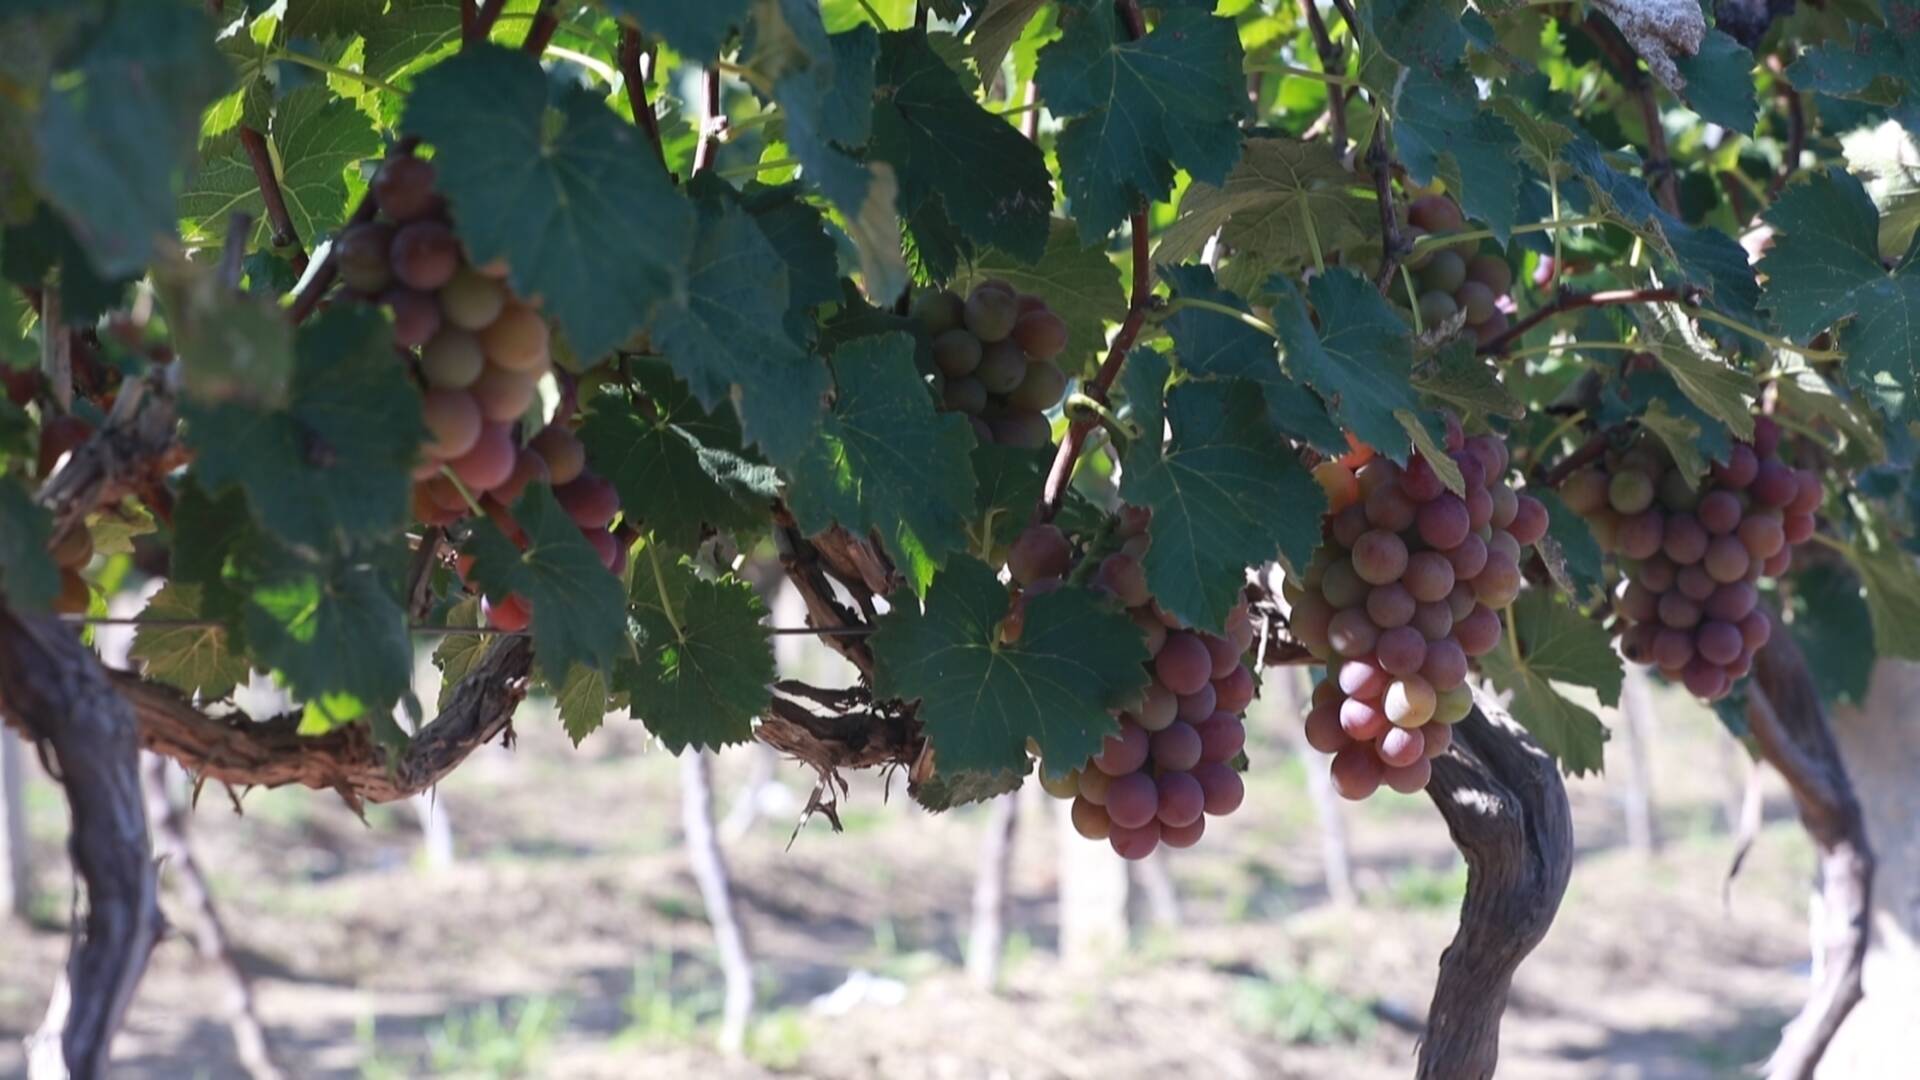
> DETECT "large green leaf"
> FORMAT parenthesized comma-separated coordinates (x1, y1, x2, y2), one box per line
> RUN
(33, 4, 229, 277)
(1674, 29, 1757, 135)
(649, 198, 830, 465)
(1475, 590, 1615, 775)
(463, 485, 629, 676)
(1841, 521, 1920, 662)
(618, 552, 773, 753)
(606, 1, 752, 60)
(183, 307, 424, 553)
(1760, 168, 1920, 419)
(788, 333, 977, 594)
(179, 85, 380, 251)
(1267, 269, 1424, 464)
(1036, 1, 1246, 243)
(1120, 354, 1325, 632)
(871, 558, 1150, 776)
(242, 548, 413, 732)
(400, 45, 691, 361)
(871, 29, 1052, 262)
(577, 366, 777, 554)
(1391, 65, 1524, 244)
(131, 582, 252, 700)
(1787, 3, 1920, 131)
(1157, 137, 1373, 290)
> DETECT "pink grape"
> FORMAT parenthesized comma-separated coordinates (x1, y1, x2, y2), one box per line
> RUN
(1175, 683, 1216, 724)
(1787, 470, 1822, 514)
(1752, 416, 1782, 456)
(372, 154, 441, 221)
(1011, 309, 1067, 361)
(421, 387, 482, 460)
(1105, 773, 1159, 829)
(1213, 665, 1255, 712)
(1137, 683, 1178, 731)
(1384, 759, 1434, 794)
(1376, 626, 1428, 677)
(1417, 494, 1471, 550)
(1402, 456, 1446, 502)
(1008, 524, 1071, 585)
(1617, 510, 1664, 560)
(1509, 495, 1548, 545)
(932, 329, 982, 378)
(1096, 553, 1150, 607)
(1329, 503, 1370, 548)
(1699, 490, 1742, 534)
(964, 285, 1019, 342)
(1153, 721, 1204, 771)
(1070, 797, 1112, 840)
(1662, 513, 1709, 564)
(1327, 607, 1379, 659)
(1078, 768, 1113, 805)
(1422, 722, 1454, 759)
(1197, 715, 1246, 764)
(1472, 551, 1522, 609)
(1638, 554, 1677, 592)
(1455, 604, 1501, 656)
(1486, 529, 1521, 566)
(1651, 627, 1694, 670)
(1677, 563, 1717, 601)
(1698, 620, 1743, 665)
(1705, 582, 1757, 622)
(1202, 634, 1241, 679)
(1329, 748, 1383, 800)
(1305, 704, 1351, 753)
(450, 422, 516, 492)
(1365, 483, 1418, 532)
(1609, 471, 1656, 514)
(1447, 582, 1478, 620)
(391, 221, 461, 291)
(1340, 696, 1390, 741)
(1160, 817, 1206, 849)
(1367, 583, 1416, 628)
(385, 287, 442, 347)
(1488, 484, 1518, 531)
(1704, 535, 1751, 583)
(1465, 486, 1494, 530)
(1320, 560, 1368, 608)
(1386, 675, 1437, 727)
(1683, 659, 1730, 699)
(1658, 590, 1702, 630)
(1154, 632, 1213, 695)
(1379, 726, 1426, 768)
(1783, 513, 1815, 545)
(1411, 600, 1454, 641)
(1404, 551, 1456, 603)
(1094, 723, 1150, 776)
(1420, 639, 1468, 691)
(1739, 512, 1785, 560)
(1192, 762, 1245, 815)
(555, 473, 620, 530)
(1352, 530, 1410, 586)
(1617, 580, 1659, 622)
(1712, 444, 1758, 488)
(1739, 610, 1772, 649)
(1155, 772, 1206, 828)
(1109, 821, 1161, 860)
(1446, 532, 1488, 580)
(1751, 459, 1796, 506)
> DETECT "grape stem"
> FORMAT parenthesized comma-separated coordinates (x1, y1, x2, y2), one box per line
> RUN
(694, 67, 726, 176)
(520, 0, 559, 55)
(236, 126, 308, 272)
(1154, 295, 1278, 337)
(1368, 120, 1407, 294)
(646, 540, 686, 641)
(1479, 286, 1691, 355)
(618, 29, 665, 165)
(1581, 16, 1679, 216)
(265, 49, 404, 97)
(467, 0, 506, 43)
(1028, 2, 1149, 525)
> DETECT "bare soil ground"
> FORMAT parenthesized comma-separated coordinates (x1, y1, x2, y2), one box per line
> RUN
(0, 679, 1815, 1079)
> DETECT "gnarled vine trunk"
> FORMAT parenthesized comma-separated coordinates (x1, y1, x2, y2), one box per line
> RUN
(1748, 610, 1873, 1080)
(0, 607, 158, 1079)
(1417, 703, 1574, 1080)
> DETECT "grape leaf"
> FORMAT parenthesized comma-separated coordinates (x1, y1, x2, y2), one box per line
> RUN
(1633, 397, 1710, 484)
(1036, 2, 1246, 243)
(617, 552, 772, 753)
(1634, 323, 1758, 441)
(1841, 520, 1920, 662)
(577, 367, 777, 554)
(0, 204, 131, 324)
(33, 3, 229, 277)
(1266, 269, 1424, 465)
(968, 0, 1046, 86)
(1531, 489, 1605, 601)
(242, 549, 413, 731)
(1787, 564, 1876, 707)
(911, 764, 1028, 812)
(605, 1, 752, 60)
(182, 307, 424, 553)
(1362, 0, 1467, 71)
(0, 480, 56, 612)
(649, 198, 830, 466)
(871, 29, 1052, 262)
(178, 85, 380, 251)
(1122, 362, 1326, 632)
(1391, 65, 1524, 244)
(363, 0, 462, 80)
(1674, 29, 1758, 135)
(432, 597, 487, 710)
(130, 583, 251, 700)
(969, 443, 1050, 551)
(1413, 337, 1524, 424)
(1157, 264, 1343, 453)
(871, 558, 1149, 776)
(400, 45, 692, 361)
(553, 662, 616, 746)
(463, 485, 629, 676)
(951, 219, 1127, 380)
(1475, 590, 1615, 775)
(1760, 168, 1920, 417)
(1156, 137, 1374, 291)
(787, 332, 978, 595)
(1786, 4, 1920, 132)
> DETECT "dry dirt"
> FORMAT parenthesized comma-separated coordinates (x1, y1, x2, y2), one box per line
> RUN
(0, 678, 1816, 1079)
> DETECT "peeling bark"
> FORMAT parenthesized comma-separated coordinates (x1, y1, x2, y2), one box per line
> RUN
(1417, 703, 1574, 1080)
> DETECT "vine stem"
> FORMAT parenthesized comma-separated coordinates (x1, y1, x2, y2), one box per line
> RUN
(520, 0, 559, 54)
(618, 27, 664, 163)
(1582, 16, 1679, 216)
(236, 126, 307, 272)
(267, 49, 403, 96)
(694, 67, 725, 176)
(1368, 121, 1406, 293)
(1301, 0, 1348, 153)
(1479, 286, 1689, 355)
(468, 0, 506, 42)
(1030, 0, 1150, 524)
(1408, 216, 1611, 259)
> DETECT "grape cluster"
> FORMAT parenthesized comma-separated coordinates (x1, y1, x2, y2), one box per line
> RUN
(341, 151, 629, 630)
(1399, 194, 1514, 347)
(1289, 431, 1548, 799)
(914, 281, 1071, 450)
(1559, 417, 1820, 700)
(1022, 509, 1257, 860)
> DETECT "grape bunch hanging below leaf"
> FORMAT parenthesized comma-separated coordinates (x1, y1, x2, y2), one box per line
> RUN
(1017, 509, 1257, 860)
(337, 151, 630, 630)
(1559, 416, 1821, 700)
(1289, 429, 1549, 800)
(1399, 193, 1515, 347)
(915, 281, 1071, 450)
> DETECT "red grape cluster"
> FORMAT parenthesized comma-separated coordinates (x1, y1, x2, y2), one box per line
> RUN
(340, 151, 629, 630)
(1559, 417, 1820, 700)
(1289, 430, 1548, 799)
(1399, 193, 1514, 347)
(1020, 509, 1257, 860)
(914, 281, 1071, 450)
